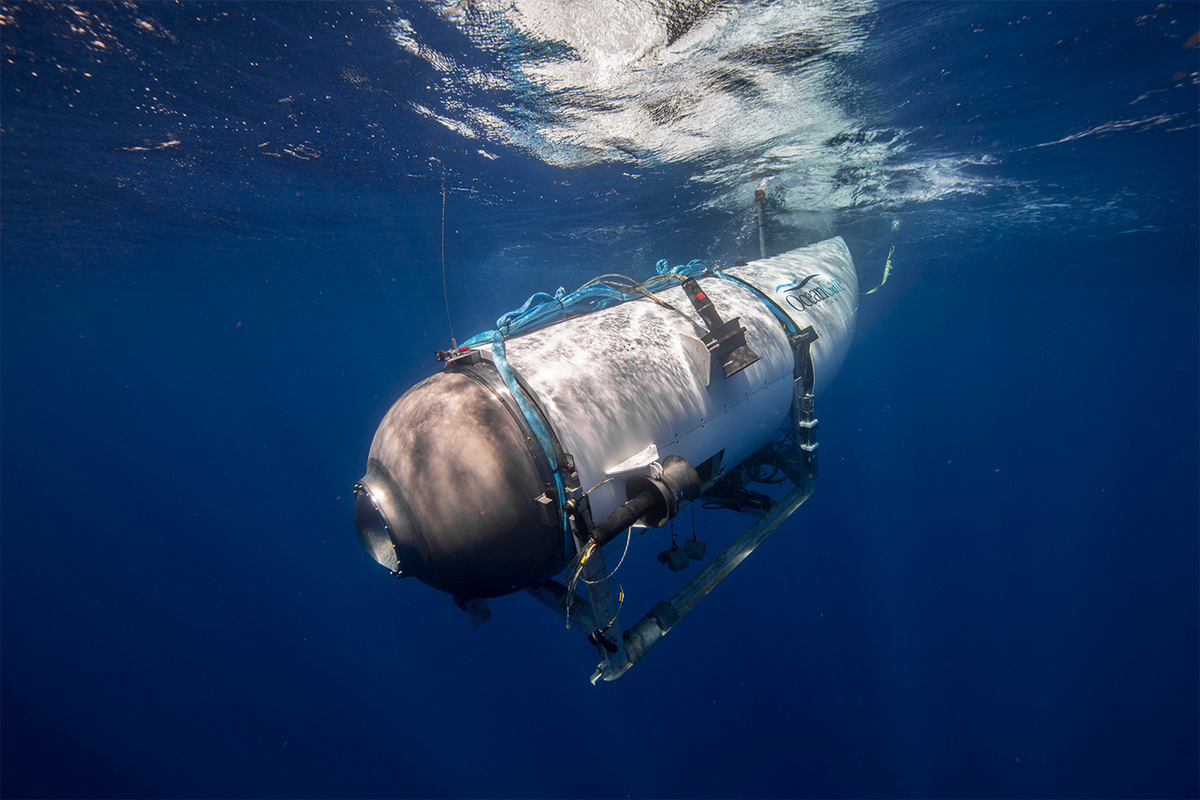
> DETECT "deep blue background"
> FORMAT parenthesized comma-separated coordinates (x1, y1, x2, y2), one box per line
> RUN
(3, 2, 1197, 798)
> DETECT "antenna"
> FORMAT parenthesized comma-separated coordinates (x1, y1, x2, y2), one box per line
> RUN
(441, 172, 457, 349)
(754, 188, 767, 259)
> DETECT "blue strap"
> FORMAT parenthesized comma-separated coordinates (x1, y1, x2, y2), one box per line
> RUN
(711, 268, 802, 338)
(490, 333, 572, 541)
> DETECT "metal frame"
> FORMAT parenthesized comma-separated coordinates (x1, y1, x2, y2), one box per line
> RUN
(527, 385, 819, 683)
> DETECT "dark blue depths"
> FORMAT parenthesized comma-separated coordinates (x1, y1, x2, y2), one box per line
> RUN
(2, 2, 1197, 798)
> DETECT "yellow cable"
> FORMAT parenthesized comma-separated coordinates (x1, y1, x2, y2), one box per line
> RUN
(861, 245, 894, 295)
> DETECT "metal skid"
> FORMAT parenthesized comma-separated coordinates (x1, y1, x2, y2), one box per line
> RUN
(528, 384, 819, 683)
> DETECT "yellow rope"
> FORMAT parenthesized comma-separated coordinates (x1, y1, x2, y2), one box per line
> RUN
(861, 245, 894, 295)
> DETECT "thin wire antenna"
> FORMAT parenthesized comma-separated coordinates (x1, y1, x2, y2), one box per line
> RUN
(441, 172, 457, 348)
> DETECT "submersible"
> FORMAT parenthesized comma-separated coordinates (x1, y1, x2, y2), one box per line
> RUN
(354, 237, 858, 681)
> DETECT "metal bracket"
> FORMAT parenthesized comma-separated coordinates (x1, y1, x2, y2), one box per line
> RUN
(453, 596, 492, 629)
(526, 545, 628, 680)
(788, 326, 819, 482)
(595, 477, 814, 681)
(679, 276, 760, 379)
(605, 443, 663, 480)
(437, 346, 487, 367)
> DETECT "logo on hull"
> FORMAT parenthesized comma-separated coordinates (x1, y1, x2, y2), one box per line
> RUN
(777, 274, 849, 314)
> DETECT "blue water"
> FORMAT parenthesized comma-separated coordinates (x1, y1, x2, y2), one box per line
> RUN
(2, 2, 1197, 798)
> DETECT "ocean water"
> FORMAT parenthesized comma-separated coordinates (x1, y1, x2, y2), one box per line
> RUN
(2, 2, 1197, 798)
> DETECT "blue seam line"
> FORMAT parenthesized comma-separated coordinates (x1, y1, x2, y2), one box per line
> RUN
(490, 332, 572, 546)
(711, 268, 801, 338)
